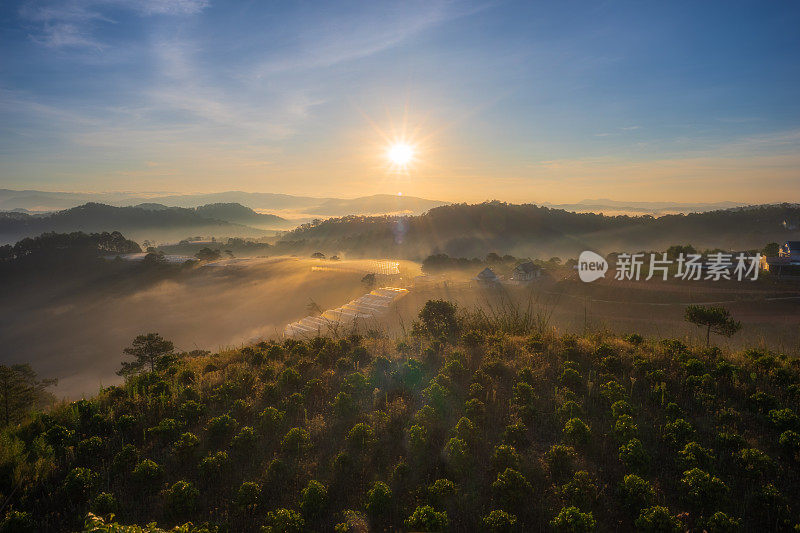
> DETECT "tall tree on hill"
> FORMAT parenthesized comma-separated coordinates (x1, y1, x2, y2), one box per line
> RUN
(0, 364, 56, 426)
(684, 305, 742, 346)
(118, 333, 175, 376)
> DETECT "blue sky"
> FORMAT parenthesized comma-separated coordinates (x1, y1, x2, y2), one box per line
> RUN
(1, 0, 798, 202)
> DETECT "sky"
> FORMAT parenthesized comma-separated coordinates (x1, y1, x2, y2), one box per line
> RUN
(0, 0, 799, 203)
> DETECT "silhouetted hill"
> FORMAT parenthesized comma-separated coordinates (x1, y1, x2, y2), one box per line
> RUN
(194, 203, 286, 227)
(0, 189, 445, 217)
(0, 203, 272, 245)
(275, 202, 800, 259)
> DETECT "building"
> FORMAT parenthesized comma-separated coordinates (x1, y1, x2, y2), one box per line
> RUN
(779, 241, 800, 258)
(475, 267, 499, 284)
(763, 241, 800, 276)
(511, 261, 542, 282)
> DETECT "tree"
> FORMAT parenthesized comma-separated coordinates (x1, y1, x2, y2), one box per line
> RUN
(195, 247, 221, 261)
(415, 299, 459, 341)
(0, 364, 56, 426)
(551, 506, 596, 532)
(635, 506, 682, 532)
(405, 505, 449, 531)
(684, 306, 741, 346)
(117, 333, 174, 376)
(300, 480, 328, 521)
(762, 242, 780, 257)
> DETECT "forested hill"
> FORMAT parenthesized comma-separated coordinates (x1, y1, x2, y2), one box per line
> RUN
(0, 203, 278, 244)
(1, 303, 798, 532)
(275, 202, 800, 259)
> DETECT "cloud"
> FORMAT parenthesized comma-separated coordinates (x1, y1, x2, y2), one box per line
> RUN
(20, 0, 209, 49)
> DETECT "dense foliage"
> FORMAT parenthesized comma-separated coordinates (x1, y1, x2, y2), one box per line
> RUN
(1, 301, 799, 532)
(274, 202, 800, 258)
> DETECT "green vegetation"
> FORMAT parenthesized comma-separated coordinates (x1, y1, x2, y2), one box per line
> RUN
(1, 300, 799, 531)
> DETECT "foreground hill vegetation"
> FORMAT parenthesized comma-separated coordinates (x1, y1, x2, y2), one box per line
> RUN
(1, 301, 799, 532)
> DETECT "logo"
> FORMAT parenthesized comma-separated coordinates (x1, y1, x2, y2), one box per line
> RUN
(578, 251, 608, 282)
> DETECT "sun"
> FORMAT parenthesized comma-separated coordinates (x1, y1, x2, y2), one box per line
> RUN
(387, 143, 415, 167)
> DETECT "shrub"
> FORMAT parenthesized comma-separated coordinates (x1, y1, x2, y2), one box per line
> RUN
(299, 480, 327, 521)
(365, 481, 393, 528)
(619, 438, 650, 472)
(173, 432, 200, 458)
(346, 423, 375, 454)
(232, 426, 257, 454)
(613, 415, 638, 443)
(778, 430, 800, 458)
(492, 445, 521, 472)
(611, 400, 633, 418)
(428, 479, 456, 508)
(76, 436, 103, 465)
(206, 414, 238, 445)
(90, 492, 117, 515)
(634, 506, 682, 532)
(404, 505, 450, 531)
(164, 480, 198, 517)
(237, 481, 261, 509)
(561, 471, 598, 509)
(546, 444, 577, 479)
(735, 448, 773, 478)
(767, 408, 799, 432)
(663, 419, 694, 448)
(705, 511, 740, 532)
(131, 459, 162, 488)
(619, 474, 654, 513)
(444, 437, 470, 477)
(678, 442, 715, 470)
(550, 506, 596, 532)
(493, 468, 532, 511)
(563, 418, 591, 447)
(482, 510, 517, 532)
(263, 508, 305, 533)
(0, 511, 35, 533)
(63, 467, 97, 501)
(281, 427, 311, 457)
(680, 468, 728, 509)
(198, 451, 230, 480)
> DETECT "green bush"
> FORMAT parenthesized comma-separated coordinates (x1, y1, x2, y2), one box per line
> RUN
(365, 481, 392, 527)
(634, 506, 682, 532)
(405, 505, 450, 531)
(619, 438, 650, 472)
(482, 509, 517, 532)
(705, 511, 740, 532)
(164, 480, 199, 517)
(680, 468, 728, 509)
(63, 467, 97, 501)
(263, 508, 305, 533)
(561, 471, 598, 509)
(299, 480, 327, 521)
(550, 506, 596, 532)
(619, 474, 654, 513)
(563, 418, 591, 447)
(237, 481, 261, 509)
(493, 468, 532, 512)
(90, 492, 117, 515)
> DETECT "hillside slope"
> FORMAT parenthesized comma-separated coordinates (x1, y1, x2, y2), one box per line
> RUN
(275, 202, 800, 259)
(1, 313, 798, 532)
(0, 203, 274, 244)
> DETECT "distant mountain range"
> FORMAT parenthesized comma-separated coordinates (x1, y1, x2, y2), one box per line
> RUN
(541, 199, 744, 215)
(0, 189, 446, 217)
(0, 202, 285, 245)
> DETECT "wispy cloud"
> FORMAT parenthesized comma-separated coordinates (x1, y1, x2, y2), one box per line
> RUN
(20, 0, 209, 49)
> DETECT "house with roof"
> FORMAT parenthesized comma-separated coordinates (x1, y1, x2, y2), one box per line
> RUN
(475, 267, 499, 285)
(511, 261, 542, 283)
